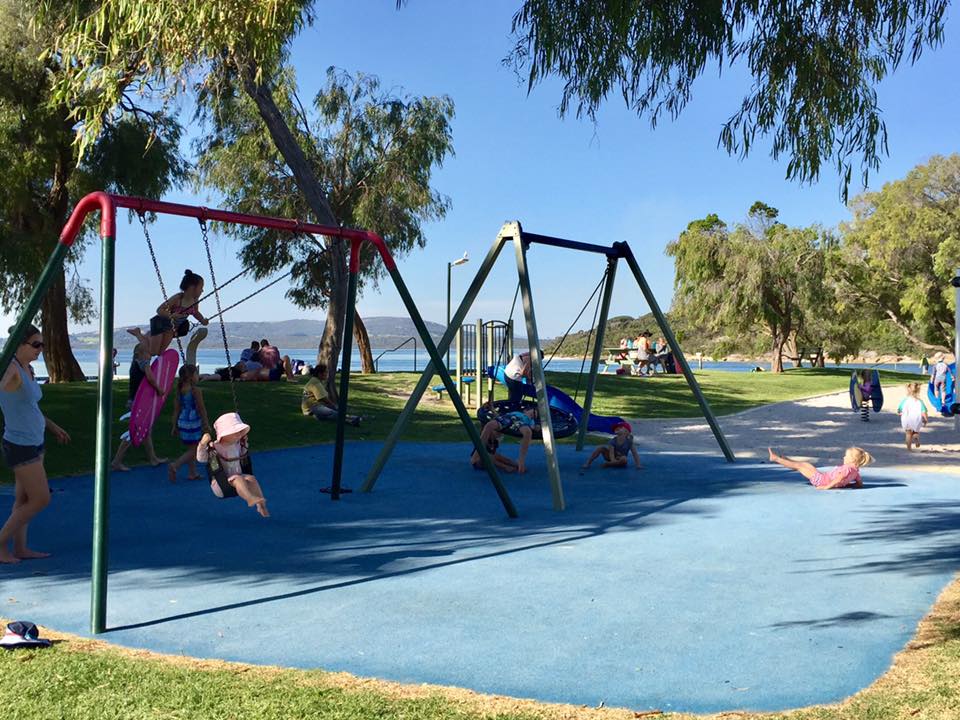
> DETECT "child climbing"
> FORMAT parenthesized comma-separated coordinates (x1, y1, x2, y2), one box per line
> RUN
(470, 420, 520, 473)
(930, 352, 954, 406)
(168, 364, 209, 482)
(129, 269, 210, 355)
(197, 413, 269, 517)
(768, 447, 872, 489)
(581, 421, 641, 470)
(898, 382, 929, 451)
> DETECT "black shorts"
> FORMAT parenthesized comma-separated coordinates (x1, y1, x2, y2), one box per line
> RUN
(268, 366, 283, 381)
(149, 315, 172, 335)
(2, 440, 45, 469)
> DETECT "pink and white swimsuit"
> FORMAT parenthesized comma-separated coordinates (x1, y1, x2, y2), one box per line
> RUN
(810, 463, 860, 488)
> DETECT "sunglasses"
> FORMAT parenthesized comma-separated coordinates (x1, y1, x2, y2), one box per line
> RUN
(27, 341, 44, 349)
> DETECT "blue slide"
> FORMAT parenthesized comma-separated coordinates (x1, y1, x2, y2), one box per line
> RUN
(488, 366, 625, 433)
(928, 362, 957, 416)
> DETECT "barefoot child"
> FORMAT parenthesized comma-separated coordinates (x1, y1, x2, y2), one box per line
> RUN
(168, 365, 209, 482)
(581, 421, 641, 470)
(128, 269, 209, 355)
(768, 447, 872, 489)
(898, 382, 928, 450)
(111, 338, 167, 471)
(930, 352, 955, 407)
(197, 413, 269, 517)
(470, 420, 519, 473)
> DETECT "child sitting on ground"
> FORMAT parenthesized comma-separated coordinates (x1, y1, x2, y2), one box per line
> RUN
(197, 413, 269, 517)
(768, 447, 872, 489)
(470, 419, 520, 473)
(168, 364, 209, 482)
(581, 421, 642, 470)
(898, 382, 929, 451)
(301, 364, 362, 426)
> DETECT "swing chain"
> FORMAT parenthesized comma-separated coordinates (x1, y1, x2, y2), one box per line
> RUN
(137, 211, 185, 360)
(574, 270, 606, 403)
(199, 218, 240, 413)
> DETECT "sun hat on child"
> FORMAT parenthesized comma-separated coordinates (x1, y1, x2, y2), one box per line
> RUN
(612, 421, 632, 433)
(213, 413, 250, 441)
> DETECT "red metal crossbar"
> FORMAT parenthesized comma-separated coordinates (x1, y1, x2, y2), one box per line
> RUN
(58, 191, 393, 271)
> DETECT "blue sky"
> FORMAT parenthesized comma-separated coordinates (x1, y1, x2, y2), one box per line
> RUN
(8, 2, 959, 340)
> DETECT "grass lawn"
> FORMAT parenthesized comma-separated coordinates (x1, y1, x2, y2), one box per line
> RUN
(1, 367, 922, 483)
(4, 365, 957, 719)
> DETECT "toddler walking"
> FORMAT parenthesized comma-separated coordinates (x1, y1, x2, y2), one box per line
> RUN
(898, 382, 929, 450)
(168, 364, 209, 482)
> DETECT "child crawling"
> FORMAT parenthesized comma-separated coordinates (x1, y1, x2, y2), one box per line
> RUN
(197, 413, 269, 517)
(768, 446, 872, 489)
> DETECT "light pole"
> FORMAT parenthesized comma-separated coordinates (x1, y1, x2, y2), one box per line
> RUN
(447, 252, 469, 368)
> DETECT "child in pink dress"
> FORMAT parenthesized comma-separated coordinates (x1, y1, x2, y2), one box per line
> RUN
(197, 413, 269, 517)
(768, 447, 872, 489)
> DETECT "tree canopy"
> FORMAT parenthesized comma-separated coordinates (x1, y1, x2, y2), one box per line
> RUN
(508, 0, 948, 198)
(835, 154, 960, 351)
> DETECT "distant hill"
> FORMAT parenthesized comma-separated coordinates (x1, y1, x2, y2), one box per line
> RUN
(67, 316, 464, 350)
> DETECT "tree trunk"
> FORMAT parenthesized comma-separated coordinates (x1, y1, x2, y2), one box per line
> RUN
(771, 333, 786, 373)
(242, 67, 345, 399)
(40, 267, 85, 382)
(353, 310, 375, 373)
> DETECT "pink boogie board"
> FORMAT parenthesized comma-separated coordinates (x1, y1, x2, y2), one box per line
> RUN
(129, 349, 179, 447)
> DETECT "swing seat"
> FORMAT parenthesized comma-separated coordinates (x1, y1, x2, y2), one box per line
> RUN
(477, 400, 578, 440)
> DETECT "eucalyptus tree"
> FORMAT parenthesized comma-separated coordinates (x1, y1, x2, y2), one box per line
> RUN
(195, 67, 454, 372)
(835, 154, 960, 352)
(667, 205, 829, 372)
(508, 0, 949, 199)
(0, 0, 185, 381)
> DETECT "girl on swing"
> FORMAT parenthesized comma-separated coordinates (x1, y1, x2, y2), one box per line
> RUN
(197, 413, 269, 517)
(128, 269, 210, 355)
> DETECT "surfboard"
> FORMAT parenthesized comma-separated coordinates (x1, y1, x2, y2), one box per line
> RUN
(870, 369, 884, 412)
(849, 371, 862, 410)
(128, 349, 179, 447)
(185, 325, 208, 367)
(927, 361, 956, 416)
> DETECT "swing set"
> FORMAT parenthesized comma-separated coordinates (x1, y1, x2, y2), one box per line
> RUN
(362, 221, 735, 511)
(0, 191, 519, 634)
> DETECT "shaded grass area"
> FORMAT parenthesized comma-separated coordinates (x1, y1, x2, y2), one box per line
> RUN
(1, 367, 921, 482)
(2, 577, 960, 719)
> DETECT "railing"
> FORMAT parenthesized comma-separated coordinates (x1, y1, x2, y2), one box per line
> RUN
(373, 336, 418, 372)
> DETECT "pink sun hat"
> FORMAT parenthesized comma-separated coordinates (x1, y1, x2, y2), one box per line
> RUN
(213, 413, 250, 442)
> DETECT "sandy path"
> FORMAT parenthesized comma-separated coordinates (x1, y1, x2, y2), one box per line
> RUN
(630, 384, 960, 472)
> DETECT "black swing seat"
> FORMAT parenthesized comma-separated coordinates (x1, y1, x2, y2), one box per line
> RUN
(477, 399, 579, 440)
(206, 451, 253, 499)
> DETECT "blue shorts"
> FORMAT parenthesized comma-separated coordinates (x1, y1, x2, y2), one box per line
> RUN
(268, 366, 283, 381)
(2, 439, 45, 469)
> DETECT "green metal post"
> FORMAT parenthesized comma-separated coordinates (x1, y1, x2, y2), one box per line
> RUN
(386, 265, 518, 517)
(330, 242, 361, 500)
(620, 244, 735, 462)
(0, 243, 71, 374)
(513, 226, 564, 511)
(577, 256, 618, 451)
(91, 231, 116, 633)
(361, 232, 510, 493)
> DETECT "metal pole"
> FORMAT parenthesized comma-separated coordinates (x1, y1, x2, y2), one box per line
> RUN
(330, 240, 361, 500)
(446, 261, 452, 369)
(513, 226, 565, 511)
(954, 267, 960, 430)
(361, 233, 509, 493)
(91, 229, 116, 633)
(620, 243, 735, 462)
(577, 256, 618, 451)
(387, 265, 517, 517)
(0, 243, 71, 375)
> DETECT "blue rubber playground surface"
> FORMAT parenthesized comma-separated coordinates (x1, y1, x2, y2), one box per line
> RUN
(4, 442, 960, 714)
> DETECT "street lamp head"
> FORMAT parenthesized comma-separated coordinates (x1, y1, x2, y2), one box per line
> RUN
(450, 252, 469, 267)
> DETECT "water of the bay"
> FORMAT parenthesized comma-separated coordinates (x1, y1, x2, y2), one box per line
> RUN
(30, 348, 927, 380)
